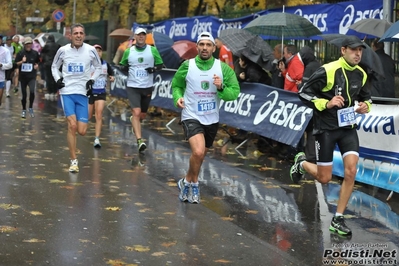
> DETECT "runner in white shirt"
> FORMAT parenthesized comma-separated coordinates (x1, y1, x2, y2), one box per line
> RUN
(0, 46, 13, 106)
(3, 36, 14, 98)
(51, 23, 102, 173)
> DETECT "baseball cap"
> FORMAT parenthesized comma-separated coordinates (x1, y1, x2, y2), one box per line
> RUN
(341, 35, 366, 49)
(134, 28, 147, 35)
(93, 44, 102, 50)
(23, 37, 33, 45)
(197, 32, 215, 45)
(6, 36, 13, 41)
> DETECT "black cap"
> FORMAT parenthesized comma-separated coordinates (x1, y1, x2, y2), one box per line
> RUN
(341, 35, 366, 49)
(6, 36, 12, 41)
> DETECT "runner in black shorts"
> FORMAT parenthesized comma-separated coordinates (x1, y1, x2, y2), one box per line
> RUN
(289, 36, 372, 237)
(88, 44, 114, 148)
(172, 32, 240, 204)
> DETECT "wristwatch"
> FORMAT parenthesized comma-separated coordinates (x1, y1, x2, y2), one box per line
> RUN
(217, 84, 224, 92)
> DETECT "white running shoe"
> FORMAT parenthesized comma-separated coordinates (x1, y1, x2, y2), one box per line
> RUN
(69, 159, 79, 173)
(94, 138, 101, 148)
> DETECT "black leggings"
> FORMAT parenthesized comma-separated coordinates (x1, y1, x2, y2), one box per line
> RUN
(20, 78, 36, 110)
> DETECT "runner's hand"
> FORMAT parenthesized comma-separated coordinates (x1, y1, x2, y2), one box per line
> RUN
(86, 79, 94, 96)
(56, 78, 65, 89)
(145, 67, 156, 74)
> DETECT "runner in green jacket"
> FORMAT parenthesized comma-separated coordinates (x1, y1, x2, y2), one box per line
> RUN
(172, 31, 240, 204)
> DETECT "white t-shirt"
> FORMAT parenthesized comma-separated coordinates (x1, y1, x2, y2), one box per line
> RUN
(0, 47, 13, 82)
(51, 43, 102, 95)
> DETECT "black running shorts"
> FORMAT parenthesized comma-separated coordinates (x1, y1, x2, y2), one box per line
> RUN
(88, 93, 106, 105)
(181, 119, 219, 148)
(315, 128, 359, 164)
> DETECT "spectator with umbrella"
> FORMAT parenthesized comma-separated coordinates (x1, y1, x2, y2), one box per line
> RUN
(278, 44, 304, 92)
(370, 38, 395, 98)
(41, 34, 61, 100)
(215, 37, 234, 69)
(271, 44, 285, 89)
(237, 53, 271, 85)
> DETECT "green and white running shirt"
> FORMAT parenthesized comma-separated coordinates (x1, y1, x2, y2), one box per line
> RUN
(120, 45, 163, 88)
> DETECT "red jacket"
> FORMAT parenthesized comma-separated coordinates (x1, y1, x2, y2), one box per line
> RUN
(282, 54, 304, 92)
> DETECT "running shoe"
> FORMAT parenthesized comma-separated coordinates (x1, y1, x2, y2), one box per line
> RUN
(329, 216, 352, 236)
(94, 138, 101, 148)
(29, 108, 34, 118)
(190, 185, 200, 204)
(290, 152, 306, 183)
(6, 93, 10, 98)
(13, 87, 18, 94)
(21, 110, 26, 119)
(137, 139, 147, 152)
(69, 159, 79, 173)
(177, 178, 190, 202)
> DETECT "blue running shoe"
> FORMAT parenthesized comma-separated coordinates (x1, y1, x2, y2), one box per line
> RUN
(190, 185, 200, 204)
(177, 178, 190, 202)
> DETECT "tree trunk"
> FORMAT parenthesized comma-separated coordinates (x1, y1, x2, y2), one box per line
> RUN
(106, 1, 121, 62)
(194, 0, 204, 16)
(127, 0, 139, 30)
(169, 0, 189, 18)
(148, 0, 155, 23)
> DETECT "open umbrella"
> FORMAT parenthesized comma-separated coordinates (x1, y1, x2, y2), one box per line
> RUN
(219, 28, 257, 55)
(319, 34, 384, 79)
(239, 35, 274, 70)
(349, 18, 392, 38)
(109, 28, 133, 39)
(57, 36, 71, 46)
(172, 40, 197, 60)
(24, 33, 35, 39)
(379, 20, 399, 42)
(85, 35, 99, 41)
(244, 12, 321, 40)
(35, 32, 64, 47)
(150, 31, 182, 69)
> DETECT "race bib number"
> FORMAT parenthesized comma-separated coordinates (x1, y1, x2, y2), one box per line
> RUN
(136, 69, 148, 78)
(337, 107, 356, 127)
(196, 99, 217, 115)
(67, 63, 84, 75)
(21, 63, 33, 72)
(93, 79, 106, 89)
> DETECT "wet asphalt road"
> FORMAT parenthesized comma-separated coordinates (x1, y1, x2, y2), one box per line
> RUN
(0, 92, 398, 266)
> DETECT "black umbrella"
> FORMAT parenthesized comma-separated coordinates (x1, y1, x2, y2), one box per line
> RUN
(319, 34, 384, 79)
(239, 35, 274, 70)
(56, 36, 71, 46)
(151, 31, 183, 69)
(85, 35, 99, 41)
(219, 28, 256, 55)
